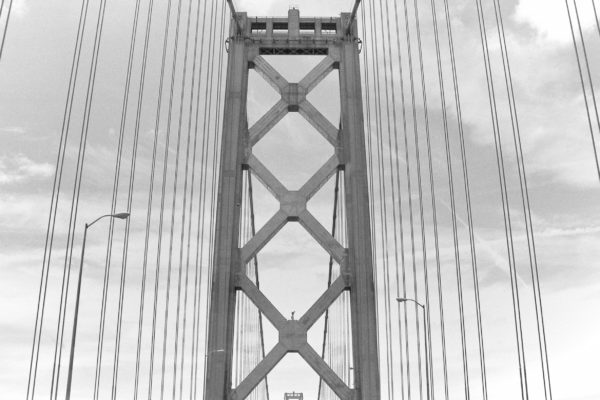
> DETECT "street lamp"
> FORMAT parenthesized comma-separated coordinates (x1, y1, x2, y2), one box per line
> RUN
(397, 297, 431, 400)
(65, 212, 130, 400)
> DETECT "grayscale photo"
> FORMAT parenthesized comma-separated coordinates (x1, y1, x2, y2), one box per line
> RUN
(0, 0, 598, 399)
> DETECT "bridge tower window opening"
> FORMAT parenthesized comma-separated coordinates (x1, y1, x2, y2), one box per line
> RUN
(273, 22, 289, 35)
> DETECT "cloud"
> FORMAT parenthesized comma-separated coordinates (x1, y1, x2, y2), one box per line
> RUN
(0, 154, 53, 184)
(0, 126, 27, 135)
(515, 0, 598, 44)
(6, 0, 29, 17)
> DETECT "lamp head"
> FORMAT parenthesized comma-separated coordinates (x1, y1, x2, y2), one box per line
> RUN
(112, 212, 130, 220)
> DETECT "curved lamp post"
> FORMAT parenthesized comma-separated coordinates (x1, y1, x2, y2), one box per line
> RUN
(397, 297, 431, 400)
(65, 212, 130, 400)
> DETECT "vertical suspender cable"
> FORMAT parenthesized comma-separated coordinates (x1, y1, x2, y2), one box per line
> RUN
(425, 1, 452, 398)
(317, 170, 340, 398)
(178, 0, 205, 396)
(189, 7, 215, 399)
(107, 0, 145, 397)
(26, 1, 91, 398)
(375, 0, 397, 396)
(200, 0, 221, 391)
(565, 0, 600, 181)
(158, 0, 186, 395)
(474, 0, 529, 398)
(412, 0, 440, 398)
(248, 171, 270, 400)
(169, 0, 195, 396)
(131, 0, 158, 396)
(441, 0, 488, 397)
(574, 1, 600, 139)
(358, 2, 388, 399)
(188, 0, 211, 396)
(383, 0, 410, 395)
(594, 0, 600, 39)
(0, 0, 13, 61)
(401, 0, 427, 396)
(201, 3, 227, 397)
(389, 1, 411, 397)
(146, 0, 175, 397)
(50, 0, 108, 397)
(574, 1, 600, 181)
(367, 0, 393, 395)
(492, 0, 553, 397)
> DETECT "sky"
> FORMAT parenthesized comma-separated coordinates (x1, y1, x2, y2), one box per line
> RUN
(1, 0, 600, 399)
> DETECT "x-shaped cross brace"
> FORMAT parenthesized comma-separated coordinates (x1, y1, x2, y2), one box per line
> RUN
(248, 54, 340, 147)
(229, 55, 354, 399)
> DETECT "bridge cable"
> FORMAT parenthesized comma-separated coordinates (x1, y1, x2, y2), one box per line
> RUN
(375, 0, 398, 397)
(189, 6, 217, 398)
(0, 0, 13, 61)
(145, 0, 175, 396)
(366, 0, 395, 397)
(198, 0, 223, 393)
(201, 3, 227, 396)
(594, 0, 600, 39)
(187, 0, 212, 396)
(400, 0, 429, 397)
(248, 171, 271, 399)
(26, 0, 91, 398)
(493, 0, 553, 397)
(177, 0, 208, 397)
(573, 0, 600, 143)
(317, 170, 340, 398)
(441, 0, 489, 397)
(157, 0, 186, 395)
(424, 1, 454, 398)
(416, 0, 473, 399)
(49, 0, 109, 397)
(106, 0, 146, 398)
(412, 0, 442, 398)
(565, 1, 600, 182)
(474, 0, 529, 398)
(565, 0, 600, 183)
(131, 0, 158, 396)
(169, 0, 196, 396)
(388, 1, 411, 398)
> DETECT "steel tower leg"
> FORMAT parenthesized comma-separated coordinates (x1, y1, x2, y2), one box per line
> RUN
(205, 12, 250, 399)
(205, 10, 380, 400)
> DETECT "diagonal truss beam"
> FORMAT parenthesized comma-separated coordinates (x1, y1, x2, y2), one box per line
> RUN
(233, 274, 351, 399)
(299, 276, 347, 329)
(249, 99, 289, 146)
(298, 100, 339, 146)
(240, 210, 287, 264)
(237, 274, 287, 330)
(248, 55, 339, 147)
(246, 154, 287, 199)
(230, 343, 288, 400)
(299, 343, 353, 399)
(245, 154, 345, 264)
(299, 154, 340, 199)
(298, 209, 346, 264)
(299, 56, 337, 93)
(252, 55, 289, 92)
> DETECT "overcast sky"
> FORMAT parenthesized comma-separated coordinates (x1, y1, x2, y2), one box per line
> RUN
(1, 0, 600, 399)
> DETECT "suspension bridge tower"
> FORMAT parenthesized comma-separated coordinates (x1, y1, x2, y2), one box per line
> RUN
(205, 7, 380, 399)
